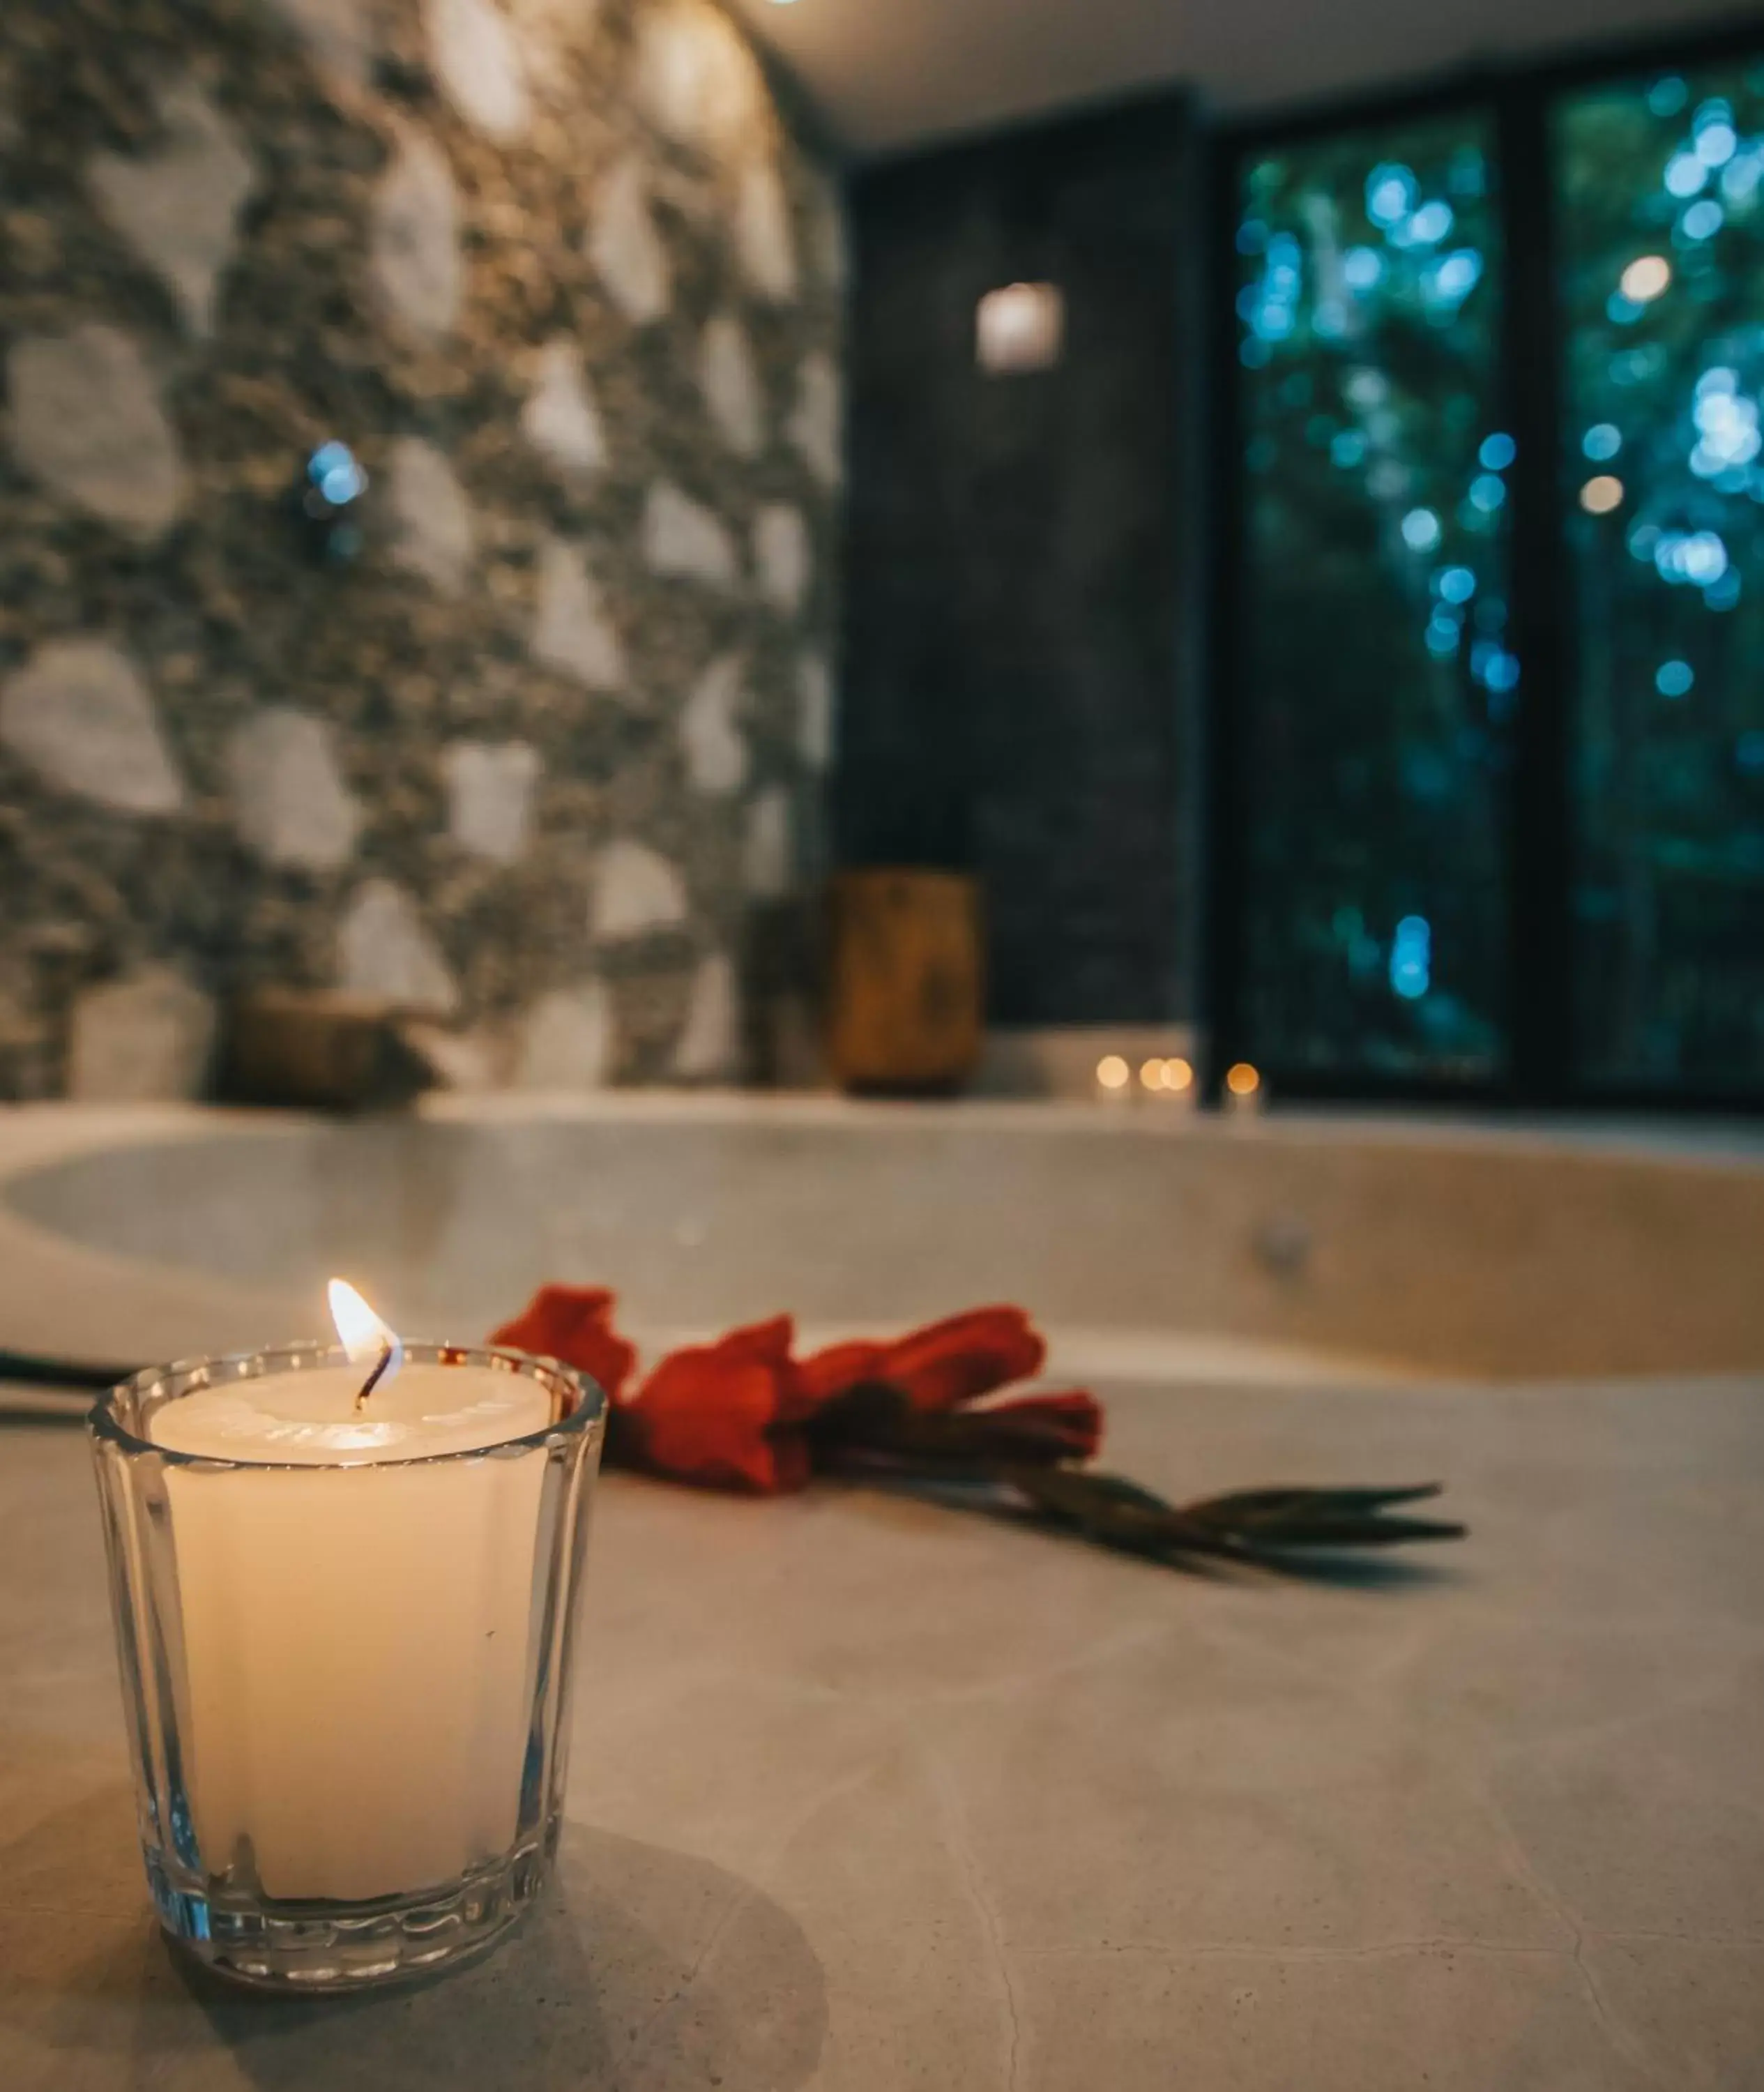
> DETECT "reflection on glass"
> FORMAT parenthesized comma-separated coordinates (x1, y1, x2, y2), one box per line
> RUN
(1235, 114, 1510, 1079)
(1559, 59, 1764, 1090)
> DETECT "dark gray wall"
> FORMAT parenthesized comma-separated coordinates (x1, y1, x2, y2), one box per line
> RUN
(838, 93, 1202, 1026)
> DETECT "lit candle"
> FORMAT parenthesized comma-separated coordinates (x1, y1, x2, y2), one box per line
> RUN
(137, 1284, 572, 1910)
(1095, 1053, 1132, 1102)
(1152, 1056, 1197, 1109)
(1225, 1061, 1265, 1116)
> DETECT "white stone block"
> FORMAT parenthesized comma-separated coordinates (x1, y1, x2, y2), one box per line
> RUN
(372, 124, 462, 336)
(337, 879, 459, 1013)
(735, 159, 797, 302)
(589, 158, 669, 326)
(517, 981, 614, 1089)
(533, 537, 627, 690)
(402, 1020, 507, 1093)
(522, 340, 606, 477)
(672, 949, 740, 1080)
(643, 480, 737, 586)
(788, 349, 842, 487)
(0, 639, 183, 814)
(6, 326, 185, 539)
(743, 785, 792, 897)
(388, 437, 474, 595)
(89, 78, 254, 338)
(443, 739, 540, 863)
(754, 501, 809, 614)
(700, 313, 764, 457)
(591, 840, 687, 939)
(427, 0, 531, 140)
(228, 707, 361, 870)
(797, 649, 833, 770)
(678, 653, 747, 795)
(634, 0, 761, 157)
(67, 968, 216, 1102)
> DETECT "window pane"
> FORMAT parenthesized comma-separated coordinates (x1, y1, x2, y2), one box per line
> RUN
(1558, 61, 1764, 1093)
(1235, 115, 1510, 1082)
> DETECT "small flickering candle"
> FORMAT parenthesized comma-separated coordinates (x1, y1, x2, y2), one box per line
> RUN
(1095, 1053, 1133, 1102)
(89, 1282, 605, 1991)
(1225, 1061, 1266, 1116)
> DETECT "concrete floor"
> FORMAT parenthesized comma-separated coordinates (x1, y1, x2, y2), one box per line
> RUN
(4, 1367, 1763, 2091)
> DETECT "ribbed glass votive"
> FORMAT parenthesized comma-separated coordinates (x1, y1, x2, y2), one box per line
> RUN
(89, 1340, 605, 1992)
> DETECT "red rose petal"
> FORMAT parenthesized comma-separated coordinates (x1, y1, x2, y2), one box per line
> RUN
(490, 1284, 638, 1404)
(626, 1316, 809, 1494)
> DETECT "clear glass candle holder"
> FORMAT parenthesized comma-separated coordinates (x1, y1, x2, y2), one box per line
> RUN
(88, 1341, 605, 1993)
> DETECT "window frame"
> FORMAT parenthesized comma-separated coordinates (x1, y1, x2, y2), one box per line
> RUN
(1203, 15, 1764, 1114)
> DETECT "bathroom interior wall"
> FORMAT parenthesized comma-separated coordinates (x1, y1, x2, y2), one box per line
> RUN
(0, 0, 842, 1101)
(837, 92, 1201, 1028)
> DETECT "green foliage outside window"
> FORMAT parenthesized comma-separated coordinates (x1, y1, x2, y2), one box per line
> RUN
(1233, 54, 1764, 1096)
(1237, 116, 1510, 1079)
(1560, 63, 1764, 1089)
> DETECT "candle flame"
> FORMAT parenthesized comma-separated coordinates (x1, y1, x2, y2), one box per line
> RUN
(328, 1278, 404, 1402)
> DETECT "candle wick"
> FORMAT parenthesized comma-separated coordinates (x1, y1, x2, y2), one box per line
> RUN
(355, 1340, 395, 1413)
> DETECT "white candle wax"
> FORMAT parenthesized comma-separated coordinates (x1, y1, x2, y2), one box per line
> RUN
(151, 1363, 556, 1904)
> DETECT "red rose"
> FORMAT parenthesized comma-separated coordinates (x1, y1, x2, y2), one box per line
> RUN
(799, 1306, 1046, 1413)
(619, 1317, 813, 1495)
(490, 1284, 637, 1404)
(489, 1289, 1097, 1494)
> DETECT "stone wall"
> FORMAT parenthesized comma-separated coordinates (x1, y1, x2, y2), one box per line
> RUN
(0, 0, 842, 1100)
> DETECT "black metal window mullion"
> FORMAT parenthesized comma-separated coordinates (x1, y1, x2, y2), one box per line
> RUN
(1200, 128, 1250, 1104)
(1497, 77, 1574, 1105)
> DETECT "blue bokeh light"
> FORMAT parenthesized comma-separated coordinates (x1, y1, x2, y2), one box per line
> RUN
(1424, 250, 1482, 304)
(1478, 432, 1516, 471)
(1408, 199, 1454, 245)
(1366, 163, 1418, 229)
(1389, 916, 1431, 1001)
(1694, 120, 1738, 168)
(1342, 245, 1383, 291)
(1655, 659, 1695, 698)
(307, 441, 367, 505)
(1664, 151, 1709, 199)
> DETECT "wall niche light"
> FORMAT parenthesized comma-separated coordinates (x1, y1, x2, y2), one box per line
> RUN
(977, 282, 1065, 375)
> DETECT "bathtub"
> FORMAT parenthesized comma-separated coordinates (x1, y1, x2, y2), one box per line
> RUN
(2, 1093, 1761, 1384)
(6, 1094, 1764, 2088)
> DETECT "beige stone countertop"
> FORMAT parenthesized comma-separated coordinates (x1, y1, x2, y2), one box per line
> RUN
(1, 1100, 1762, 2087)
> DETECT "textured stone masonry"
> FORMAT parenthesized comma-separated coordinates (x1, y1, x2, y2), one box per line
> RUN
(0, 0, 842, 1098)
